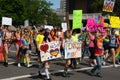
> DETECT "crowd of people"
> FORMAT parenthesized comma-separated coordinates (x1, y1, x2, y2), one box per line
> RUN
(0, 25, 120, 80)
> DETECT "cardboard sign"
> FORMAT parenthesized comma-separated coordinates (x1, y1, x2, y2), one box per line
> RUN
(110, 16, 120, 28)
(2, 17, 12, 25)
(61, 22, 67, 32)
(39, 41, 61, 62)
(44, 25, 53, 30)
(103, 0, 115, 12)
(73, 10, 82, 29)
(86, 16, 105, 33)
(64, 41, 82, 59)
(86, 18, 96, 32)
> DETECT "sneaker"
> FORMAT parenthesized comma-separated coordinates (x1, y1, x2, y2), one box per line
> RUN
(90, 70, 95, 76)
(38, 71, 43, 78)
(113, 64, 118, 68)
(116, 60, 120, 64)
(4, 62, 8, 67)
(46, 78, 52, 80)
(96, 73, 103, 78)
(18, 63, 21, 67)
(102, 61, 106, 66)
(63, 71, 67, 77)
(27, 64, 32, 68)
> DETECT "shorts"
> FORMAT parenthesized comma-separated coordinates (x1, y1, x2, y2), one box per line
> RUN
(19, 47, 30, 55)
(103, 45, 109, 50)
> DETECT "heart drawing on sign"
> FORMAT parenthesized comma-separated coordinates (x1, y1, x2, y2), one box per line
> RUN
(40, 44, 49, 53)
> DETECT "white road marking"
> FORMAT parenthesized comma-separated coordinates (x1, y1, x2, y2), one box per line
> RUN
(9, 50, 16, 53)
(1, 65, 120, 80)
(1, 74, 37, 80)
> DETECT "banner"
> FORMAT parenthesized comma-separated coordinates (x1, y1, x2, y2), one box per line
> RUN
(2, 17, 12, 25)
(73, 10, 82, 29)
(109, 16, 120, 28)
(64, 41, 82, 59)
(103, 0, 115, 12)
(39, 41, 61, 62)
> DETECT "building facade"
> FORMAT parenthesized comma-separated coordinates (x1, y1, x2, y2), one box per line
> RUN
(65, 0, 102, 29)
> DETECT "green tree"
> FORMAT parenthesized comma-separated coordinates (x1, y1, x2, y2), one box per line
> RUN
(0, 0, 62, 26)
(0, 0, 26, 25)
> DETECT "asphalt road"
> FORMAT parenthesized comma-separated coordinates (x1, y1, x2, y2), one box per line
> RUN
(0, 45, 120, 80)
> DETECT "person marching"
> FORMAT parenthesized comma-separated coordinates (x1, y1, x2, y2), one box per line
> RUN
(62, 30, 72, 77)
(36, 29, 45, 65)
(14, 30, 22, 67)
(82, 31, 91, 59)
(90, 30, 106, 78)
(104, 28, 119, 67)
(20, 28, 32, 67)
(2, 26, 12, 67)
(38, 28, 53, 80)
(70, 29, 82, 69)
(88, 32, 97, 67)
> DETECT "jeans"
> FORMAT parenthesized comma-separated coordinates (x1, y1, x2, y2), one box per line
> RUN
(91, 56, 103, 76)
(82, 48, 91, 59)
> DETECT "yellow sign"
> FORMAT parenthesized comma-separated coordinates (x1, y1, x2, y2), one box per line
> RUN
(109, 16, 120, 28)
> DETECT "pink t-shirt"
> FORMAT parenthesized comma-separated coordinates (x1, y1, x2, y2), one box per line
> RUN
(89, 34, 95, 47)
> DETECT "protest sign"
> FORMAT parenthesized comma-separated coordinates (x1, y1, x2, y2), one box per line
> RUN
(2, 17, 12, 25)
(39, 41, 61, 62)
(86, 18, 96, 32)
(109, 16, 120, 28)
(86, 16, 105, 33)
(44, 25, 53, 30)
(64, 41, 82, 59)
(94, 16, 104, 27)
(61, 22, 67, 32)
(103, 0, 115, 12)
(73, 10, 82, 29)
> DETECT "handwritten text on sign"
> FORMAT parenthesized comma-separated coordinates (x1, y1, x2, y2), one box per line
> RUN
(64, 42, 82, 59)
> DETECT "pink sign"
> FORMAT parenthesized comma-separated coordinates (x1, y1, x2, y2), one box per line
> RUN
(86, 18, 96, 32)
(86, 16, 105, 33)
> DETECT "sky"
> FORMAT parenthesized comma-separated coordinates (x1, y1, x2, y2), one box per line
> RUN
(47, 0, 60, 9)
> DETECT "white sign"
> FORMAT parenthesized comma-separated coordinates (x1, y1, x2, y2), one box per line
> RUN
(24, 20, 29, 27)
(39, 41, 61, 62)
(64, 41, 82, 59)
(61, 22, 67, 32)
(44, 25, 53, 30)
(2, 17, 12, 25)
